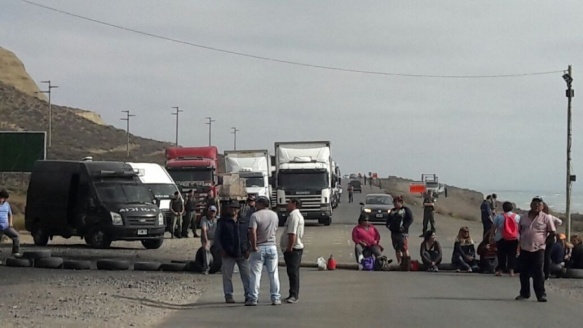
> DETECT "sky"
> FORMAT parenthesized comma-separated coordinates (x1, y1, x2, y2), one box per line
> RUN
(2, 0, 583, 194)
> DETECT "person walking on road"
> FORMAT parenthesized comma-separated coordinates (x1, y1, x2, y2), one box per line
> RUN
(481, 196, 493, 239)
(248, 197, 281, 306)
(214, 201, 251, 303)
(182, 191, 197, 238)
(386, 196, 413, 269)
(199, 205, 219, 275)
(0, 190, 21, 256)
(170, 191, 185, 239)
(515, 196, 556, 303)
(352, 214, 384, 263)
(347, 184, 354, 203)
(420, 190, 437, 237)
(490, 201, 520, 277)
(281, 198, 305, 304)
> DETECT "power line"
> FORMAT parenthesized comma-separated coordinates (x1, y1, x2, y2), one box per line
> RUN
(18, 0, 563, 79)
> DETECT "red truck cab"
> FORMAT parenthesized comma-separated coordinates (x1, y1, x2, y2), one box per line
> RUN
(165, 146, 219, 217)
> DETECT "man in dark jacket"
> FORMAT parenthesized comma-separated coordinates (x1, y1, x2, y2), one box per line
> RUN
(481, 196, 493, 238)
(386, 195, 414, 269)
(215, 200, 251, 304)
(182, 191, 198, 238)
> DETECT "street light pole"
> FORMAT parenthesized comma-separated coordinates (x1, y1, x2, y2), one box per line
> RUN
(231, 126, 240, 150)
(563, 65, 575, 240)
(121, 110, 136, 158)
(205, 117, 215, 146)
(39, 80, 58, 148)
(171, 106, 182, 146)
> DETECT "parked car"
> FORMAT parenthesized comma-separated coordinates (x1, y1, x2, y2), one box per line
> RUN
(349, 180, 362, 193)
(360, 193, 394, 224)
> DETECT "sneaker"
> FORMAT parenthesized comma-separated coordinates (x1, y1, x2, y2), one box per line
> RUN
(245, 299, 257, 306)
(455, 269, 461, 273)
(515, 295, 528, 301)
(537, 295, 548, 303)
(433, 266, 439, 273)
(12, 252, 22, 258)
(225, 297, 235, 304)
(272, 299, 281, 306)
(286, 297, 299, 304)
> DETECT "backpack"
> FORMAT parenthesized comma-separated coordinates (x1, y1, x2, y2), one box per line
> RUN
(374, 256, 392, 271)
(502, 213, 519, 240)
(361, 256, 375, 271)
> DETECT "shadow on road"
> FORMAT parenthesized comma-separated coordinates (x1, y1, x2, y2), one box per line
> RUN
(411, 296, 514, 302)
(112, 294, 235, 311)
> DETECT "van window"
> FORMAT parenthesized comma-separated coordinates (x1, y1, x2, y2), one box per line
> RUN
(95, 183, 153, 204)
(147, 184, 178, 199)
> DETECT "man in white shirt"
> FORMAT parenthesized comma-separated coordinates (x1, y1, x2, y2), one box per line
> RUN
(280, 198, 305, 304)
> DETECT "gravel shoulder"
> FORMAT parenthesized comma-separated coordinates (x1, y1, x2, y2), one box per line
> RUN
(0, 234, 210, 328)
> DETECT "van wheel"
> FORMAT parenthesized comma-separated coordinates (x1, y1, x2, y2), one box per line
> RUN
(32, 227, 49, 246)
(141, 239, 164, 250)
(86, 229, 112, 249)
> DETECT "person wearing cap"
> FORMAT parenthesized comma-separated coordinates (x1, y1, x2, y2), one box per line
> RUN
(214, 200, 251, 304)
(247, 196, 281, 306)
(199, 205, 219, 274)
(515, 196, 556, 303)
(281, 198, 305, 304)
(240, 195, 257, 221)
(0, 190, 21, 256)
(386, 195, 414, 270)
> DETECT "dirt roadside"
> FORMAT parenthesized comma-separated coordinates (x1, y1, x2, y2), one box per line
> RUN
(0, 235, 210, 328)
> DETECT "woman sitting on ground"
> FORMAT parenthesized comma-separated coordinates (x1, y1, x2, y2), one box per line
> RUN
(477, 230, 498, 274)
(352, 214, 384, 263)
(452, 226, 480, 273)
(420, 231, 442, 272)
(569, 234, 583, 269)
(549, 234, 566, 278)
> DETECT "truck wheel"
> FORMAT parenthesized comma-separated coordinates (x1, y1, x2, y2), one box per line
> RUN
(86, 229, 112, 249)
(141, 239, 164, 250)
(324, 217, 332, 226)
(32, 226, 49, 246)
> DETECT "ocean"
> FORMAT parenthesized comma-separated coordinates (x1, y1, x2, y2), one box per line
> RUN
(482, 189, 583, 214)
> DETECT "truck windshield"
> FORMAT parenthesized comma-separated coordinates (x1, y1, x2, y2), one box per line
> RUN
(95, 183, 154, 204)
(146, 183, 178, 199)
(278, 172, 329, 190)
(168, 170, 212, 183)
(245, 177, 265, 188)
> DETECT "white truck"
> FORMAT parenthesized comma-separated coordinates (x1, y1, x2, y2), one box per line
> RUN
(126, 162, 181, 231)
(274, 141, 335, 226)
(224, 150, 272, 202)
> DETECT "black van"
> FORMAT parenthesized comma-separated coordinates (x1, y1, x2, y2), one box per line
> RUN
(25, 160, 165, 249)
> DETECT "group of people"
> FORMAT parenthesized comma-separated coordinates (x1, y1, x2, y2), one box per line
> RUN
(351, 193, 583, 302)
(169, 189, 219, 239)
(199, 195, 306, 306)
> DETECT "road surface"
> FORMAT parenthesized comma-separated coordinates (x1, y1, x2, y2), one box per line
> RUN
(160, 183, 581, 327)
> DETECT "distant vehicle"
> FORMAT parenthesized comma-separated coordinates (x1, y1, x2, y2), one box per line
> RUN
(126, 162, 180, 233)
(349, 180, 362, 193)
(421, 174, 447, 198)
(349, 173, 358, 179)
(225, 150, 271, 202)
(360, 193, 394, 224)
(26, 160, 165, 249)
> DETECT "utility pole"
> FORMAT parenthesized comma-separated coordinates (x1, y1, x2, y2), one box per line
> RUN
(171, 106, 182, 146)
(563, 65, 575, 240)
(205, 117, 215, 146)
(231, 126, 240, 150)
(39, 80, 58, 148)
(120, 110, 136, 158)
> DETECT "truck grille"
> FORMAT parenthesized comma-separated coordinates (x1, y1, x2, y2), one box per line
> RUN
(126, 217, 156, 227)
(285, 194, 321, 212)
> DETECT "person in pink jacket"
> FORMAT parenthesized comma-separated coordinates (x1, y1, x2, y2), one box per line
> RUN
(352, 214, 384, 263)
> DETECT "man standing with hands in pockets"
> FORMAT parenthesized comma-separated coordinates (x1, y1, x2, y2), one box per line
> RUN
(281, 198, 305, 304)
(247, 197, 281, 306)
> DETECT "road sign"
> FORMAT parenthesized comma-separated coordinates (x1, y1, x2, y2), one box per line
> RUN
(0, 131, 46, 172)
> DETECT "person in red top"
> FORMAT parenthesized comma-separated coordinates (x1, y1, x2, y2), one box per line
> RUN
(352, 214, 383, 263)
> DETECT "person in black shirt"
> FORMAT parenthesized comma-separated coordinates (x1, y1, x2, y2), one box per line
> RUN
(182, 190, 197, 238)
(420, 191, 437, 237)
(386, 195, 413, 269)
(569, 234, 583, 269)
(170, 191, 185, 239)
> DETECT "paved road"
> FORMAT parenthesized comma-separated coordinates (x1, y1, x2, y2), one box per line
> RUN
(159, 184, 581, 327)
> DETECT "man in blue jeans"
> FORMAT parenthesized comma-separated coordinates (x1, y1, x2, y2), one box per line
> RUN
(0, 190, 21, 256)
(247, 197, 281, 306)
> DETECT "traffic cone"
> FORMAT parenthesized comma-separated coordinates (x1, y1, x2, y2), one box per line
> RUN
(327, 255, 337, 270)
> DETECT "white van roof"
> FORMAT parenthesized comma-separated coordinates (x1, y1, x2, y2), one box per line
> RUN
(126, 162, 176, 185)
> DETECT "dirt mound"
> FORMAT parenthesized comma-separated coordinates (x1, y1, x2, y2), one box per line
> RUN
(0, 47, 45, 100)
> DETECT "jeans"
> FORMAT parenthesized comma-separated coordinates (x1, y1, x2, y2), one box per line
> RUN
(284, 249, 303, 299)
(422, 209, 435, 234)
(249, 245, 280, 302)
(354, 244, 382, 262)
(222, 256, 251, 300)
(519, 249, 546, 299)
(452, 254, 479, 271)
(543, 244, 553, 279)
(496, 239, 518, 272)
(348, 193, 353, 203)
(171, 214, 182, 237)
(421, 250, 441, 267)
(181, 211, 196, 237)
(0, 227, 20, 254)
(482, 218, 493, 238)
